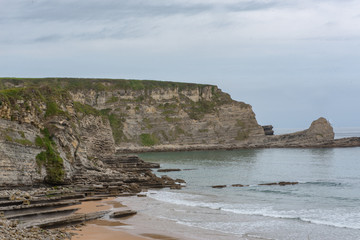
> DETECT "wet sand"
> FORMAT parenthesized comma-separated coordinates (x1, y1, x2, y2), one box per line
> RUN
(67, 197, 176, 240)
(72, 223, 148, 240)
(61, 197, 114, 213)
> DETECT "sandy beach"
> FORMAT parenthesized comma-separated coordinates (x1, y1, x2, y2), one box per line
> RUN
(66, 197, 177, 240)
(72, 223, 148, 240)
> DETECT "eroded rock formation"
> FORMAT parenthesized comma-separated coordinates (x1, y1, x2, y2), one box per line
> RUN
(0, 78, 359, 187)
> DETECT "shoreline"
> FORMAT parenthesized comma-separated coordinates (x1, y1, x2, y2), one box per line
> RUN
(2, 147, 359, 240)
(72, 224, 148, 240)
(69, 197, 179, 240)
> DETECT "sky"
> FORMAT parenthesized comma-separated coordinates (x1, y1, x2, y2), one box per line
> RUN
(1, 0, 360, 128)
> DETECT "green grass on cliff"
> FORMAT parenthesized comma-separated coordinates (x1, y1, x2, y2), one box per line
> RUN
(45, 101, 68, 118)
(186, 100, 217, 120)
(0, 78, 238, 122)
(73, 102, 127, 144)
(140, 133, 159, 146)
(74, 102, 101, 116)
(35, 128, 65, 185)
(108, 113, 127, 143)
(0, 84, 70, 121)
(0, 78, 212, 91)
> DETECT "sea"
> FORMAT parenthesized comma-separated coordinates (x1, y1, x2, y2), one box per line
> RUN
(118, 128, 360, 240)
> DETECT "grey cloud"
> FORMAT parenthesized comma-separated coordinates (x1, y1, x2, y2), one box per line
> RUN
(226, 1, 279, 12)
(72, 26, 145, 41)
(33, 34, 63, 43)
(1, 0, 292, 24)
(3, 0, 212, 23)
(299, 36, 360, 41)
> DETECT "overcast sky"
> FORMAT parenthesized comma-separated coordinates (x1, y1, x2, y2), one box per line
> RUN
(1, 0, 360, 128)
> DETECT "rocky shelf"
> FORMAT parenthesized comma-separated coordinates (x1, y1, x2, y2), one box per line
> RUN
(0, 174, 183, 239)
(0, 153, 184, 239)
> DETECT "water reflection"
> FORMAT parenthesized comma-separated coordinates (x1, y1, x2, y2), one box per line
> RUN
(309, 148, 335, 162)
(139, 149, 259, 167)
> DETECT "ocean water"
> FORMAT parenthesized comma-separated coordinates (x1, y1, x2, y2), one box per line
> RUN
(118, 132, 360, 240)
(334, 128, 360, 139)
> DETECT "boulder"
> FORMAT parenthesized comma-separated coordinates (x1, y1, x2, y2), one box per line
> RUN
(158, 169, 181, 172)
(306, 117, 334, 140)
(212, 185, 227, 189)
(231, 184, 248, 187)
(110, 210, 137, 219)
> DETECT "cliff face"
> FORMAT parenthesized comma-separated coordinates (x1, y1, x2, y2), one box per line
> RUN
(0, 78, 357, 187)
(0, 119, 45, 186)
(69, 85, 264, 150)
(0, 78, 264, 186)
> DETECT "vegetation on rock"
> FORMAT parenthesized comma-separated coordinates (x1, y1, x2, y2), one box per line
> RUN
(74, 102, 101, 116)
(140, 133, 159, 146)
(108, 113, 127, 143)
(0, 77, 261, 152)
(186, 100, 217, 120)
(0, 78, 210, 91)
(35, 128, 65, 185)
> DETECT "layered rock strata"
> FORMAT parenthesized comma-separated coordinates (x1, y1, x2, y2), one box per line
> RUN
(0, 187, 149, 239)
(0, 78, 359, 187)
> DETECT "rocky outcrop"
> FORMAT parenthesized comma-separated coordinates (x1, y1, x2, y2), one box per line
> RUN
(262, 125, 274, 135)
(249, 117, 342, 148)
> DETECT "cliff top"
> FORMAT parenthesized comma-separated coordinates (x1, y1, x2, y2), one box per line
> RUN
(0, 78, 215, 92)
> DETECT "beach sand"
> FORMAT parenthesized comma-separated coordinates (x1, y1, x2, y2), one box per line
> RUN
(72, 223, 147, 240)
(66, 197, 177, 240)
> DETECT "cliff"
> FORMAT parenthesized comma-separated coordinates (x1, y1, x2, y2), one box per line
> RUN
(0, 78, 359, 187)
(0, 78, 264, 187)
(0, 78, 265, 151)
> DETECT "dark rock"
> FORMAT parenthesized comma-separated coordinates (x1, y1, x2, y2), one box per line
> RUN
(85, 210, 111, 221)
(175, 179, 186, 184)
(259, 182, 299, 186)
(170, 185, 182, 190)
(231, 184, 249, 187)
(278, 181, 299, 186)
(259, 182, 278, 186)
(161, 175, 176, 184)
(110, 210, 137, 219)
(262, 125, 274, 135)
(157, 169, 181, 172)
(212, 185, 227, 189)
(124, 183, 141, 193)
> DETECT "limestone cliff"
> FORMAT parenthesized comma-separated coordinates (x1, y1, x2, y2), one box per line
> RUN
(0, 78, 265, 150)
(0, 78, 358, 187)
(0, 78, 264, 186)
